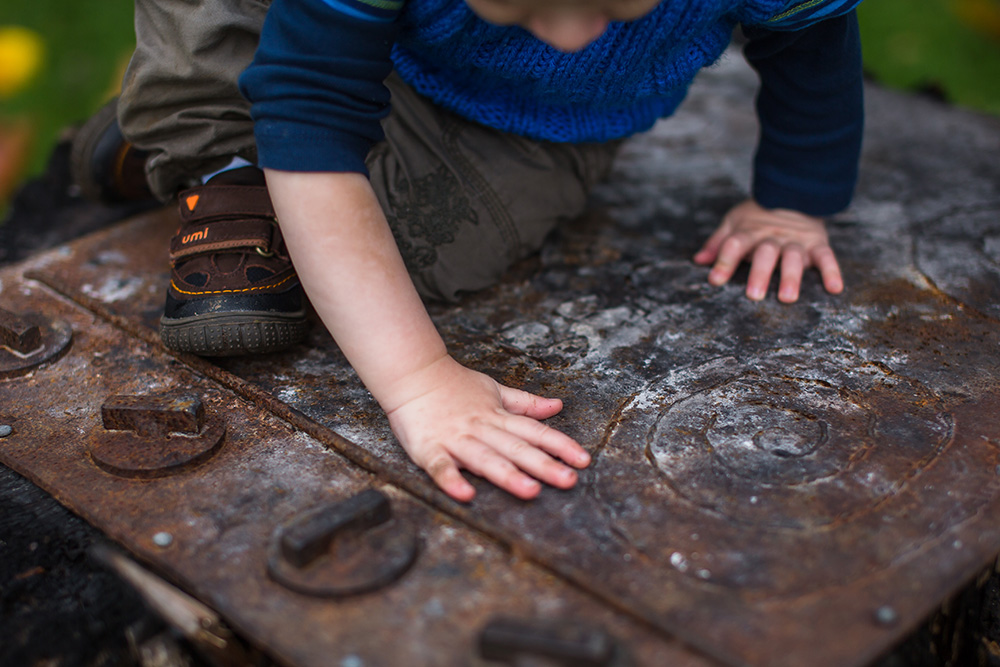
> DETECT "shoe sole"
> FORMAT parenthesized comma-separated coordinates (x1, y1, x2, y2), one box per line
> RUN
(160, 311, 308, 357)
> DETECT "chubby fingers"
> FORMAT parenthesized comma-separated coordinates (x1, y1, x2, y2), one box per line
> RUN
(481, 424, 582, 489)
(499, 385, 591, 469)
(776, 243, 843, 302)
(422, 450, 477, 502)
(447, 415, 589, 499)
(418, 440, 545, 503)
(776, 243, 806, 303)
(418, 419, 589, 502)
(499, 384, 564, 420)
(707, 233, 752, 287)
(502, 413, 591, 469)
(450, 429, 575, 501)
(693, 224, 730, 265)
(812, 245, 844, 295)
(745, 240, 781, 300)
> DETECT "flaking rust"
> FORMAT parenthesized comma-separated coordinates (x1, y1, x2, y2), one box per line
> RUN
(3, 54, 1000, 666)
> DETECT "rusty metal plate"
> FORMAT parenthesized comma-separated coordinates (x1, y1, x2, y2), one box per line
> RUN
(6, 54, 1000, 666)
(915, 206, 1000, 319)
(0, 277, 704, 667)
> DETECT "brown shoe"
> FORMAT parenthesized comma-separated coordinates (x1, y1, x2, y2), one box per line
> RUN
(159, 181, 307, 356)
(69, 97, 154, 203)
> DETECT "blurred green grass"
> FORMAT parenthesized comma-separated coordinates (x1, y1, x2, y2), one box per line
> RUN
(0, 0, 134, 180)
(859, 0, 1000, 114)
(1, 0, 999, 211)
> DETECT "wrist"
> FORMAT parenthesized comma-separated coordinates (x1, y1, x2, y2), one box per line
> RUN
(377, 353, 459, 415)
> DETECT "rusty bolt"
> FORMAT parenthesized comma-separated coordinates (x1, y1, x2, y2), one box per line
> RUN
(479, 617, 620, 666)
(102, 394, 204, 438)
(89, 393, 226, 479)
(281, 488, 391, 568)
(0, 308, 42, 355)
(267, 489, 419, 598)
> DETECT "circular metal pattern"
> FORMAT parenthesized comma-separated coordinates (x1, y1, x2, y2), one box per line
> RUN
(643, 350, 953, 530)
(88, 420, 226, 478)
(915, 208, 1000, 319)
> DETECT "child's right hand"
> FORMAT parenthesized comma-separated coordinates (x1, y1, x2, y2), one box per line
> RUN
(383, 355, 591, 502)
(265, 170, 589, 502)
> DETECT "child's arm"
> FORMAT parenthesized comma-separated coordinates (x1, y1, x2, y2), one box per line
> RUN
(695, 9, 864, 301)
(265, 169, 591, 501)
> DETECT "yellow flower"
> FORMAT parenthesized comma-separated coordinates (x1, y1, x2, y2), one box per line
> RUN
(953, 0, 1000, 39)
(0, 26, 45, 98)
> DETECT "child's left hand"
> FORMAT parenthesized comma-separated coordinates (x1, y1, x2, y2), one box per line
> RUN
(693, 199, 843, 303)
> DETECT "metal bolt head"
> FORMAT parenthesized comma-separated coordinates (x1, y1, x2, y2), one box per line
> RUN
(0, 308, 42, 354)
(0, 425, 11, 438)
(152, 532, 174, 548)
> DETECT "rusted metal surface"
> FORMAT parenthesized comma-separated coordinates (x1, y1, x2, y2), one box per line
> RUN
(3, 53, 1000, 666)
(0, 278, 703, 667)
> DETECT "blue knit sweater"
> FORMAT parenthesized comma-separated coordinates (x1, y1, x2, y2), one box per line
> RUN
(240, 0, 865, 215)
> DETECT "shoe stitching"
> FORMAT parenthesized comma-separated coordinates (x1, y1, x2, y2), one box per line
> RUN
(170, 272, 298, 296)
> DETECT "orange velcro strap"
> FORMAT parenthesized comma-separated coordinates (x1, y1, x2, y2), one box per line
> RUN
(177, 185, 275, 223)
(169, 219, 276, 261)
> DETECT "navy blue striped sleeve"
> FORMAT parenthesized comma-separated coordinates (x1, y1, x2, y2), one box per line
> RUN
(238, 0, 401, 174)
(742, 11, 865, 216)
(760, 0, 865, 30)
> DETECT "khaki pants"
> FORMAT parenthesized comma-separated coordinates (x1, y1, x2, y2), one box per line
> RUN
(118, 0, 619, 301)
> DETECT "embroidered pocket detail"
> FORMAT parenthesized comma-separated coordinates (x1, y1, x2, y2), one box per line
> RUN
(766, 0, 827, 23)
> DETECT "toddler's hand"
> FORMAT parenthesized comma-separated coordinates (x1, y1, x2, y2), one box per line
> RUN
(693, 199, 843, 303)
(383, 355, 591, 502)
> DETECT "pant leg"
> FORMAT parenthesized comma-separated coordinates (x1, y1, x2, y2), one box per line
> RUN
(368, 73, 620, 302)
(118, 0, 271, 201)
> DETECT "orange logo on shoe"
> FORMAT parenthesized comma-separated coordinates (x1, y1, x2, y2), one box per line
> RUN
(185, 194, 200, 211)
(181, 227, 209, 244)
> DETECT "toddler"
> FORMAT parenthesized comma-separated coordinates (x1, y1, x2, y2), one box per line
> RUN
(76, 0, 865, 501)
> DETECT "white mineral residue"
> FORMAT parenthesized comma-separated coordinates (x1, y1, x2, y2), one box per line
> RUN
(983, 235, 1000, 262)
(500, 321, 552, 348)
(275, 385, 300, 404)
(91, 249, 130, 266)
(291, 347, 349, 377)
(670, 551, 689, 572)
(81, 275, 145, 303)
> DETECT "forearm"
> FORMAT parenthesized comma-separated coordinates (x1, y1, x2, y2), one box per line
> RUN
(264, 169, 589, 501)
(264, 169, 447, 408)
(743, 11, 864, 216)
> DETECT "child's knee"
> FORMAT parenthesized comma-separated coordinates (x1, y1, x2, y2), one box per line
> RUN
(389, 203, 523, 302)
